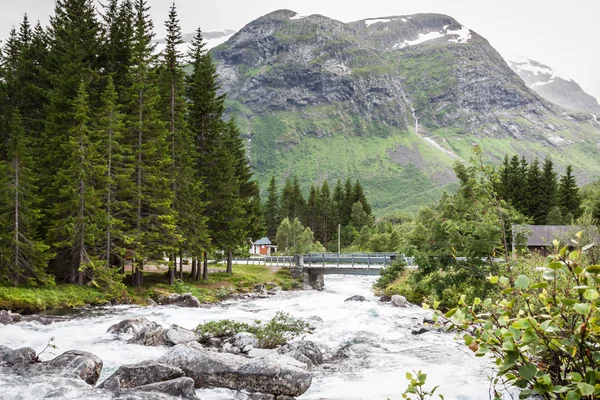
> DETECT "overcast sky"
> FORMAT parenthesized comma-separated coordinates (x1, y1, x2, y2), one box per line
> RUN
(1, 0, 599, 102)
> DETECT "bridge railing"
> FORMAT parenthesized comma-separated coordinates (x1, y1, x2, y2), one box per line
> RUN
(302, 253, 415, 268)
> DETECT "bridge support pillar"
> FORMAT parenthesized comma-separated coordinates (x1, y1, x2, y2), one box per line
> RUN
(305, 270, 324, 291)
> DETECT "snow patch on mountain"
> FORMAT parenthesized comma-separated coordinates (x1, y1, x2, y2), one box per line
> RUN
(364, 18, 395, 26)
(448, 26, 471, 43)
(394, 31, 445, 48)
(290, 14, 307, 20)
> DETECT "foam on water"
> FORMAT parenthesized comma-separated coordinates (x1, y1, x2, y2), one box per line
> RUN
(0, 275, 505, 399)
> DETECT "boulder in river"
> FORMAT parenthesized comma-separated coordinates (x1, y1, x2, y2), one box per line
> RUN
(24, 350, 103, 385)
(391, 295, 408, 308)
(278, 340, 323, 366)
(0, 346, 37, 366)
(344, 295, 366, 302)
(117, 377, 199, 400)
(108, 317, 153, 335)
(165, 325, 199, 346)
(98, 360, 185, 392)
(0, 310, 14, 325)
(127, 322, 169, 346)
(157, 293, 202, 308)
(158, 342, 312, 397)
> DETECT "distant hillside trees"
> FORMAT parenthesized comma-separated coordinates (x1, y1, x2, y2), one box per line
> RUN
(0, 0, 263, 287)
(265, 175, 373, 249)
(496, 155, 582, 225)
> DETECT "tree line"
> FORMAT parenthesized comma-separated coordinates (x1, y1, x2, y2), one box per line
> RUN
(263, 175, 373, 250)
(0, 0, 263, 289)
(496, 155, 583, 225)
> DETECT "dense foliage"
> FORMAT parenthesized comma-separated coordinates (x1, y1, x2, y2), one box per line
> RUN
(0, 1, 263, 287)
(195, 311, 312, 349)
(264, 175, 372, 250)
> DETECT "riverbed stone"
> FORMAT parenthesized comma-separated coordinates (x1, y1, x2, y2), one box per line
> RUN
(119, 377, 199, 399)
(344, 295, 366, 302)
(0, 310, 14, 324)
(232, 332, 258, 349)
(391, 295, 408, 307)
(279, 341, 323, 366)
(98, 360, 184, 392)
(127, 322, 169, 346)
(165, 325, 198, 346)
(24, 350, 103, 385)
(0, 346, 37, 366)
(108, 317, 153, 335)
(158, 342, 312, 397)
(157, 293, 201, 308)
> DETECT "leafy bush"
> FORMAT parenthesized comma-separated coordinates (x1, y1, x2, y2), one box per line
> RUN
(196, 312, 312, 349)
(398, 370, 444, 400)
(438, 235, 600, 399)
(374, 259, 406, 290)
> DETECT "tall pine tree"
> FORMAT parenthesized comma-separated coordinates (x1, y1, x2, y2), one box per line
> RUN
(558, 165, 582, 222)
(264, 176, 280, 240)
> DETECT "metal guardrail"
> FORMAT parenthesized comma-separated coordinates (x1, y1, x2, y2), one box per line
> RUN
(233, 253, 416, 268)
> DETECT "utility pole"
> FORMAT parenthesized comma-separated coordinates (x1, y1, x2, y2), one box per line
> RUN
(338, 224, 341, 255)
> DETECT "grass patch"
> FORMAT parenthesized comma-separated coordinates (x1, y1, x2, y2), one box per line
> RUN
(0, 285, 113, 313)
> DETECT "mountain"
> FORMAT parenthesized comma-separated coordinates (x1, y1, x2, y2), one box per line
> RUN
(210, 10, 600, 215)
(505, 54, 600, 114)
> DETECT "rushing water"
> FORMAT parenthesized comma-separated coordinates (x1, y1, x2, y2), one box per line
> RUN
(0, 276, 504, 400)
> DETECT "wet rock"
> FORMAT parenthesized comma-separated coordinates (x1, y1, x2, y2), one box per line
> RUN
(98, 360, 184, 392)
(254, 284, 266, 292)
(165, 325, 198, 346)
(0, 346, 37, 366)
(127, 322, 168, 346)
(232, 332, 258, 350)
(344, 295, 366, 302)
(157, 293, 201, 308)
(222, 342, 241, 355)
(391, 295, 408, 307)
(379, 295, 392, 302)
(27, 350, 103, 385)
(108, 317, 153, 335)
(0, 310, 14, 325)
(120, 377, 199, 399)
(411, 327, 432, 335)
(158, 342, 312, 397)
(279, 341, 323, 366)
(146, 298, 158, 307)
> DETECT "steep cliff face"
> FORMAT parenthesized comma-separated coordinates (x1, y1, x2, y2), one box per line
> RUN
(210, 10, 600, 214)
(506, 55, 600, 114)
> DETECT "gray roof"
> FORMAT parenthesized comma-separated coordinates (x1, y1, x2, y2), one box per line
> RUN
(514, 225, 599, 247)
(253, 237, 272, 245)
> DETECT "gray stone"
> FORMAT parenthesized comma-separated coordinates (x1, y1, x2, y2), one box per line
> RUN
(157, 293, 201, 308)
(379, 295, 392, 302)
(391, 295, 408, 307)
(108, 317, 153, 335)
(165, 325, 198, 346)
(0, 346, 37, 366)
(0, 310, 14, 325)
(232, 332, 258, 349)
(344, 295, 366, 302)
(279, 341, 323, 366)
(411, 327, 432, 335)
(246, 348, 277, 358)
(122, 377, 199, 399)
(158, 343, 312, 397)
(98, 360, 184, 392)
(146, 298, 158, 307)
(127, 322, 168, 346)
(27, 350, 103, 385)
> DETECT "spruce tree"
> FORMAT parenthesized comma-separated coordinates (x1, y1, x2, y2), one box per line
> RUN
(127, 0, 176, 286)
(319, 180, 331, 246)
(0, 110, 51, 285)
(592, 201, 600, 227)
(97, 77, 132, 272)
(353, 180, 371, 216)
(280, 177, 295, 222)
(539, 157, 558, 224)
(264, 176, 280, 240)
(46, 82, 106, 284)
(101, 0, 134, 95)
(526, 158, 544, 224)
(306, 184, 320, 240)
(558, 165, 582, 222)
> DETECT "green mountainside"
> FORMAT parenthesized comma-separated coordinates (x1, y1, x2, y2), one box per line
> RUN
(211, 10, 600, 215)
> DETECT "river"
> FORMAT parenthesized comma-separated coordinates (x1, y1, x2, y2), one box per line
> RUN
(0, 275, 504, 400)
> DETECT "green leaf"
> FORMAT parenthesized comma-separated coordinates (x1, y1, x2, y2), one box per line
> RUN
(573, 303, 591, 315)
(445, 308, 457, 318)
(515, 275, 530, 290)
(586, 265, 600, 274)
(518, 364, 537, 380)
(489, 276, 499, 284)
(499, 276, 510, 285)
(548, 261, 564, 270)
(522, 329, 538, 344)
(577, 382, 594, 395)
(543, 269, 558, 280)
(561, 298, 577, 306)
(584, 289, 599, 301)
(569, 251, 580, 260)
(530, 282, 548, 289)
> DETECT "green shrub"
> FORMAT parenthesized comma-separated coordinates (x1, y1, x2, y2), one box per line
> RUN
(438, 235, 600, 399)
(374, 259, 406, 290)
(195, 312, 312, 349)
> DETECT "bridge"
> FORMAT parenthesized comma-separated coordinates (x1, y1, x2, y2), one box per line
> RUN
(232, 253, 415, 290)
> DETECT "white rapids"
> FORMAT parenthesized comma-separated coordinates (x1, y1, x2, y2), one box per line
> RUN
(0, 275, 504, 399)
